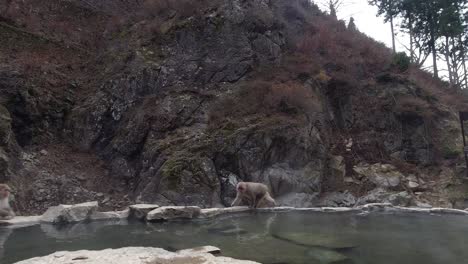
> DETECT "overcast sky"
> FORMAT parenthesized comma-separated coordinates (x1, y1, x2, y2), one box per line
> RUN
(317, 0, 398, 48)
(342, 1, 395, 43)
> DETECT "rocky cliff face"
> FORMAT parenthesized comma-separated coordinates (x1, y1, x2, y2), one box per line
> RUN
(1, 0, 468, 214)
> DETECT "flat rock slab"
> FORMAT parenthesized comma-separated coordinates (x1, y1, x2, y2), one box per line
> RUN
(0, 216, 41, 227)
(6, 202, 468, 230)
(360, 203, 394, 212)
(129, 204, 160, 210)
(129, 204, 160, 220)
(430, 208, 468, 215)
(41, 201, 99, 224)
(293, 208, 325, 212)
(199, 207, 251, 218)
(14, 247, 260, 264)
(89, 210, 130, 221)
(256, 207, 295, 212)
(320, 207, 361, 213)
(146, 206, 201, 221)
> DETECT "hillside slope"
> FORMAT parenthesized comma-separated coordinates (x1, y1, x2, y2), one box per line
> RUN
(1, 0, 468, 214)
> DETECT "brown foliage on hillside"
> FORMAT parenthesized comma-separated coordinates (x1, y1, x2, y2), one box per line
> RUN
(104, 0, 223, 38)
(209, 80, 320, 125)
(141, 0, 220, 18)
(408, 66, 468, 111)
(292, 10, 467, 113)
(296, 15, 392, 82)
(394, 96, 435, 118)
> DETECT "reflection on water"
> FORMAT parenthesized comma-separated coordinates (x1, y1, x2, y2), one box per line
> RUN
(1, 212, 468, 264)
(0, 228, 12, 258)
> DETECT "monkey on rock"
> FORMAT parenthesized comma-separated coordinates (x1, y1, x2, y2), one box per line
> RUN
(0, 184, 15, 220)
(231, 182, 276, 208)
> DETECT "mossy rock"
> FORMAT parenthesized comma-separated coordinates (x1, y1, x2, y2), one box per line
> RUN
(160, 152, 210, 190)
(442, 146, 462, 159)
(161, 154, 190, 190)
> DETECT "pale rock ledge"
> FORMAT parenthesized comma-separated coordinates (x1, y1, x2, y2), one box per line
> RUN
(14, 246, 259, 264)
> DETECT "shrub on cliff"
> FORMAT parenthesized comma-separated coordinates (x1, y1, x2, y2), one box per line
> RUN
(391, 52, 411, 72)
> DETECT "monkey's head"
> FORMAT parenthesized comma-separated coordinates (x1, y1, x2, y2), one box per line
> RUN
(0, 184, 11, 199)
(236, 182, 246, 193)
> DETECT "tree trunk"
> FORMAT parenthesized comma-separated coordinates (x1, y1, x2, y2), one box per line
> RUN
(390, 16, 396, 53)
(409, 17, 415, 62)
(329, 1, 337, 19)
(450, 37, 460, 89)
(462, 56, 468, 89)
(444, 37, 453, 87)
(459, 36, 468, 89)
(431, 45, 438, 78)
(461, 56, 468, 90)
(430, 25, 438, 78)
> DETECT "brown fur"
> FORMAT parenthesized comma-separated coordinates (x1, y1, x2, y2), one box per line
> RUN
(0, 184, 15, 220)
(231, 182, 276, 208)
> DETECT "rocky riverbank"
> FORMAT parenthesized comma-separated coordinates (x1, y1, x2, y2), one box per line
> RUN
(1, 0, 468, 215)
(2, 202, 468, 229)
(4, 202, 468, 264)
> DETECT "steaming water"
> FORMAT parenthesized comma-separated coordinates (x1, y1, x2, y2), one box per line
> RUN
(2, 211, 468, 264)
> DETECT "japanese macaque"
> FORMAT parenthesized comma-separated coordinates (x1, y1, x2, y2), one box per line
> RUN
(0, 184, 14, 220)
(231, 182, 276, 208)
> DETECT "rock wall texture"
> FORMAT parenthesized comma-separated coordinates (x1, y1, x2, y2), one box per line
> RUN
(1, 0, 468, 214)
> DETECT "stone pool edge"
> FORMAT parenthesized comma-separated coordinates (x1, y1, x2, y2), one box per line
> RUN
(14, 246, 260, 264)
(2, 202, 468, 228)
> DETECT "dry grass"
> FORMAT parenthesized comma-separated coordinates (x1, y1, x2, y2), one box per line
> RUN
(292, 9, 467, 115)
(141, 0, 220, 18)
(393, 96, 435, 118)
(104, 0, 222, 37)
(208, 80, 320, 125)
(408, 66, 468, 112)
(296, 15, 392, 82)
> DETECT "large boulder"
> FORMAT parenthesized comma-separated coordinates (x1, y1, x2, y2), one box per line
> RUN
(318, 191, 357, 207)
(14, 247, 260, 264)
(356, 188, 412, 206)
(353, 163, 402, 188)
(41, 201, 98, 224)
(329, 155, 346, 179)
(405, 174, 426, 190)
(146, 206, 201, 221)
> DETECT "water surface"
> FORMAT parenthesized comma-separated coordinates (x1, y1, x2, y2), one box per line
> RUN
(1, 211, 468, 264)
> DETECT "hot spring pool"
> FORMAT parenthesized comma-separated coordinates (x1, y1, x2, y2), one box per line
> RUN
(2, 211, 468, 264)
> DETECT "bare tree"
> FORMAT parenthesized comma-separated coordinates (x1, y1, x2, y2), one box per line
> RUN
(397, 36, 430, 68)
(318, 0, 349, 19)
